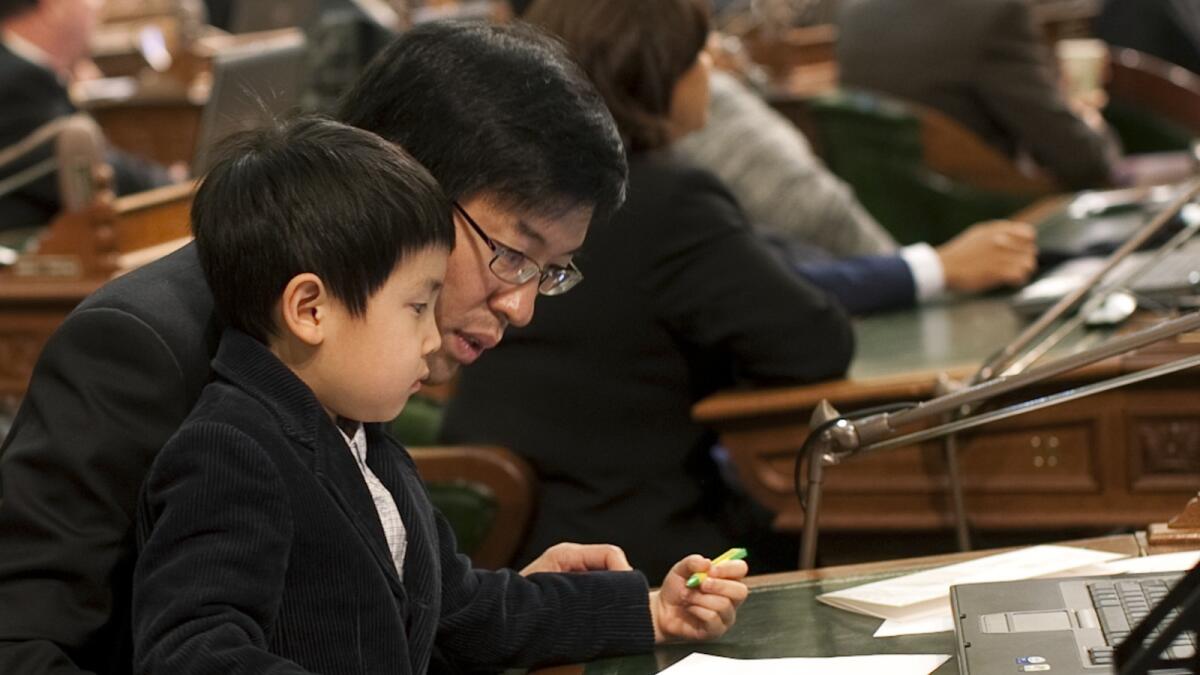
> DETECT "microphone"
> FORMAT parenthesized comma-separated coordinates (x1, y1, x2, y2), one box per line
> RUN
(798, 310, 1200, 568)
(55, 115, 104, 212)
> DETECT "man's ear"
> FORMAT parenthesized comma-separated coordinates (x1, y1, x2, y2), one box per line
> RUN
(279, 273, 329, 346)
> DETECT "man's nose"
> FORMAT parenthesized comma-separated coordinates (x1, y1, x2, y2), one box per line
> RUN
(489, 280, 539, 328)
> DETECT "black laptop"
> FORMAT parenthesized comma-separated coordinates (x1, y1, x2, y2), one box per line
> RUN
(952, 570, 1199, 674)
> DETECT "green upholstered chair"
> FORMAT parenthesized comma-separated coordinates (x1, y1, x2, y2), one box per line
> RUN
(408, 445, 535, 570)
(802, 89, 1057, 246)
(388, 399, 535, 570)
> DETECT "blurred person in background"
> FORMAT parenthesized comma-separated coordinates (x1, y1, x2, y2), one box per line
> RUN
(0, 0, 170, 234)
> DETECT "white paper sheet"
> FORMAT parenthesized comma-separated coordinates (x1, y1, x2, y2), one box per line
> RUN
(817, 545, 1127, 622)
(657, 653, 951, 675)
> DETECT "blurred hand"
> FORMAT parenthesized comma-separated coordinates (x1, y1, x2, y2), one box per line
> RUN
(936, 220, 1037, 294)
(519, 542, 633, 575)
(649, 554, 749, 643)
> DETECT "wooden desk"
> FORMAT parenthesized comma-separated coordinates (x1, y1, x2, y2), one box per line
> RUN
(696, 296, 1200, 533)
(691, 189, 1200, 534)
(539, 534, 1160, 674)
(0, 183, 194, 399)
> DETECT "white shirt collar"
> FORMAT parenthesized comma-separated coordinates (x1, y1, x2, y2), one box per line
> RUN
(337, 420, 368, 464)
(2, 30, 55, 73)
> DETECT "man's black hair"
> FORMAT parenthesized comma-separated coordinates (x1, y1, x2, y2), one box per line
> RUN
(191, 116, 454, 343)
(0, 0, 36, 22)
(336, 20, 627, 227)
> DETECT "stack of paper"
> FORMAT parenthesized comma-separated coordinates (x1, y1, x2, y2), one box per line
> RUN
(817, 545, 1129, 637)
(658, 653, 951, 675)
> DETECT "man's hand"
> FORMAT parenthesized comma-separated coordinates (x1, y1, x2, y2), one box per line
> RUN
(937, 220, 1037, 294)
(649, 554, 749, 643)
(519, 542, 633, 575)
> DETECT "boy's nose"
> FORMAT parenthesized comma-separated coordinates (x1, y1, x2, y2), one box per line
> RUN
(421, 319, 442, 356)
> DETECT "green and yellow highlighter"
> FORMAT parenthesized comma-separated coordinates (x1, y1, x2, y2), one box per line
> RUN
(685, 547, 748, 589)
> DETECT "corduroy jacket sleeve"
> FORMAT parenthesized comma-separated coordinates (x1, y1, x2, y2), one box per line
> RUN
(132, 423, 307, 675)
(433, 511, 655, 672)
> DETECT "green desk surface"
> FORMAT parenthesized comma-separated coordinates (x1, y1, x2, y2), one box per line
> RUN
(848, 294, 1111, 381)
(551, 536, 1145, 675)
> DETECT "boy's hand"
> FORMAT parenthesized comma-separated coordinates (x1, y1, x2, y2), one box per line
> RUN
(519, 542, 633, 575)
(649, 554, 749, 643)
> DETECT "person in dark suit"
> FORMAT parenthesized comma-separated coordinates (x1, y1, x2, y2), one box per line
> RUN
(836, 0, 1117, 190)
(0, 0, 170, 233)
(132, 116, 747, 675)
(0, 21, 677, 675)
(442, 0, 854, 580)
(1093, 0, 1200, 76)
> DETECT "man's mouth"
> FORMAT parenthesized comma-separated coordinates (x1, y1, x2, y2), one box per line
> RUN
(450, 330, 498, 365)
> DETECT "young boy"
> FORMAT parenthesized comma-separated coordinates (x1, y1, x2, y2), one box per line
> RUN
(131, 117, 749, 674)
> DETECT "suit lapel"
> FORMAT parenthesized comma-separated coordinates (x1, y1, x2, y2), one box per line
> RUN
(312, 425, 406, 598)
(366, 429, 440, 672)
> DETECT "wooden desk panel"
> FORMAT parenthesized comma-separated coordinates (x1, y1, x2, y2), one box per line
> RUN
(89, 99, 203, 168)
(0, 279, 104, 397)
(0, 184, 194, 398)
(695, 284, 1200, 533)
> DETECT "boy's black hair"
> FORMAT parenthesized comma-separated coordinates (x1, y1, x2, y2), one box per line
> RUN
(191, 116, 454, 343)
(0, 0, 36, 21)
(337, 20, 627, 227)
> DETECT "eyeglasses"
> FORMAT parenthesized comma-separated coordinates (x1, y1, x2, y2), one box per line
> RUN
(452, 202, 584, 296)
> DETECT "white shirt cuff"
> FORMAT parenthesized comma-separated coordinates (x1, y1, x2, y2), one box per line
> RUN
(899, 243, 945, 302)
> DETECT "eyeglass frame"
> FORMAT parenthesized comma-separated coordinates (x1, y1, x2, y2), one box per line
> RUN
(451, 201, 584, 296)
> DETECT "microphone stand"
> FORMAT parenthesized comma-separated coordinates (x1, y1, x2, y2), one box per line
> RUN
(798, 310, 1200, 569)
(976, 179, 1200, 383)
(936, 179, 1200, 555)
(1115, 560, 1200, 674)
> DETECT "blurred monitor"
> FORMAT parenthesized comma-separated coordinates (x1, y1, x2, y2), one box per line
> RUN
(229, 0, 321, 33)
(191, 30, 309, 174)
(229, 0, 398, 33)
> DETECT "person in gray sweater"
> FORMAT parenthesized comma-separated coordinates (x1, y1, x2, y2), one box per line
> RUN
(676, 70, 1038, 311)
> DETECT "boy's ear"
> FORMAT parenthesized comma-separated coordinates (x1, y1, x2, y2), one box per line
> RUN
(279, 273, 329, 346)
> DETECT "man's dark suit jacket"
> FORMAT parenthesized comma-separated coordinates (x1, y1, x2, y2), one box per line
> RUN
(134, 329, 651, 674)
(0, 42, 168, 232)
(836, 0, 1115, 190)
(441, 154, 854, 579)
(0, 245, 218, 673)
(1094, 0, 1200, 76)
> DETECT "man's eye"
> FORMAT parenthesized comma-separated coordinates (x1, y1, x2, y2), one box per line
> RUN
(497, 247, 527, 266)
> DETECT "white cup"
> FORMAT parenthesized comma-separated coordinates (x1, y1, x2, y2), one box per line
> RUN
(1056, 38, 1108, 100)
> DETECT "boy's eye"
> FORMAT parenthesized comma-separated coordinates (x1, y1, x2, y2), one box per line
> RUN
(410, 303, 428, 315)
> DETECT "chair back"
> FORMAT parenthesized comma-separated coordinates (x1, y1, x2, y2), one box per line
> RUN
(1104, 47, 1200, 154)
(409, 445, 536, 570)
(805, 89, 1056, 245)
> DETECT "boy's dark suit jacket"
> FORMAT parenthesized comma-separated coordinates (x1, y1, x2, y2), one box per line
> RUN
(0, 42, 168, 232)
(836, 0, 1114, 190)
(134, 329, 651, 674)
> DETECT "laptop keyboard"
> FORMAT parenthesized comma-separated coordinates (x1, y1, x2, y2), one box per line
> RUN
(1111, 245, 1200, 293)
(1085, 578, 1195, 667)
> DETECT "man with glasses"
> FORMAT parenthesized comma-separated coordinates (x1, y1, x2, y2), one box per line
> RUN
(0, 22, 678, 675)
